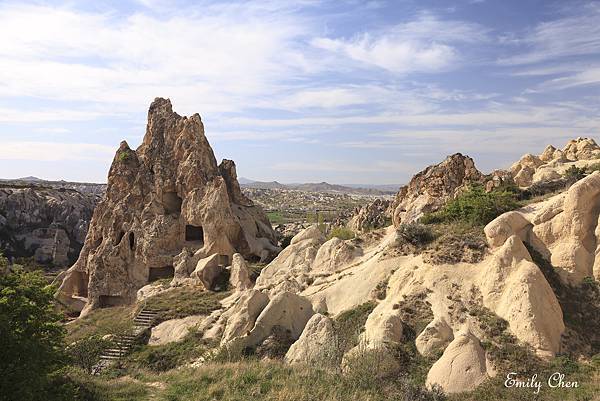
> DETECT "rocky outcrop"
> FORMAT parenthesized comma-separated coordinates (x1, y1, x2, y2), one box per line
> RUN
(149, 315, 205, 345)
(0, 186, 97, 266)
(229, 253, 253, 290)
(415, 317, 454, 357)
(425, 331, 490, 393)
(510, 137, 600, 187)
(284, 313, 338, 366)
(57, 98, 279, 315)
(347, 198, 391, 233)
(389, 154, 483, 226)
(486, 171, 600, 284)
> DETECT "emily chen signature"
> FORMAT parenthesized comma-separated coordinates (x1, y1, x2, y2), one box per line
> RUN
(504, 372, 579, 394)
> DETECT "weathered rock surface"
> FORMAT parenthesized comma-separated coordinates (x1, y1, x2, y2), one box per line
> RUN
(425, 331, 489, 393)
(347, 198, 391, 233)
(149, 315, 205, 345)
(284, 313, 338, 366)
(0, 186, 97, 266)
(57, 98, 279, 315)
(510, 137, 600, 187)
(389, 153, 483, 226)
(415, 317, 454, 356)
(229, 253, 253, 290)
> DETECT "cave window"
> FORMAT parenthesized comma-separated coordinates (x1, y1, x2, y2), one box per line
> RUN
(114, 230, 125, 246)
(247, 255, 261, 263)
(98, 295, 126, 308)
(185, 225, 204, 243)
(163, 192, 182, 215)
(148, 266, 175, 282)
(129, 232, 135, 250)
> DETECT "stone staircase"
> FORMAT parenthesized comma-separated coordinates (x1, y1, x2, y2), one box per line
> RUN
(92, 306, 162, 375)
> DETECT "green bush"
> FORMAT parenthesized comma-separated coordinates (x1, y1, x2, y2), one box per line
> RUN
(421, 185, 520, 226)
(67, 336, 112, 374)
(564, 165, 587, 181)
(328, 226, 355, 240)
(397, 223, 435, 246)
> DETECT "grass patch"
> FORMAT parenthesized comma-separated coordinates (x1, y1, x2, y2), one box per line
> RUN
(266, 211, 285, 225)
(328, 226, 356, 240)
(66, 305, 135, 343)
(333, 301, 377, 353)
(144, 287, 230, 323)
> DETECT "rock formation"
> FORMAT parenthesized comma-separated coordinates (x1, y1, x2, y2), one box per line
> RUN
(57, 98, 279, 315)
(510, 137, 600, 187)
(347, 198, 391, 233)
(0, 185, 97, 266)
(389, 153, 483, 226)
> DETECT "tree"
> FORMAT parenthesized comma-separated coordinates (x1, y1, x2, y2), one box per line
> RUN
(67, 336, 111, 374)
(0, 260, 68, 401)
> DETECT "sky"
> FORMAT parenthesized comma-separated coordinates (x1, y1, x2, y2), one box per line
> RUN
(0, 0, 599, 185)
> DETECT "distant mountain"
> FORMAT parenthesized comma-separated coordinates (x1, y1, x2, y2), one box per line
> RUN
(240, 179, 395, 195)
(17, 176, 44, 182)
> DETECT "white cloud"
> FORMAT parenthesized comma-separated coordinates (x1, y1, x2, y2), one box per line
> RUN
(0, 141, 115, 161)
(312, 14, 487, 73)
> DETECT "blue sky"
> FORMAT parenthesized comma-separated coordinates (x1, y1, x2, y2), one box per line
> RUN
(0, 0, 599, 184)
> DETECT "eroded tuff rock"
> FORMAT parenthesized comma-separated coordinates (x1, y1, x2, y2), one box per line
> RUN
(347, 198, 391, 233)
(57, 98, 279, 315)
(389, 153, 483, 226)
(487, 171, 600, 284)
(511, 137, 600, 187)
(284, 313, 338, 366)
(0, 186, 97, 266)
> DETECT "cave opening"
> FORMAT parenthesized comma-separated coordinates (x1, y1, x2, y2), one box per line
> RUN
(98, 295, 126, 308)
(163, 192, 182, 215)
(185, 224, 204, 243)
(72, 271, 89, 298)
(114, 230, 125, 246)
(148, 266, 175, 282)
(129, 232, 135, 250)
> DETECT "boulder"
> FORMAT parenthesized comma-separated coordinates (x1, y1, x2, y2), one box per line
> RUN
(244, 292, 314, 348)
(484, 211, 532, 248)
(191, 254, 226, 290)
(219, 290, 269, 344)
(149, 315, 205, 345)
(57, 98, 280, 315)
(229, 253, 253, 290)
(415, 317, 454, 356)
(285, 313, 339, 366)
(312, 237, 362, 274)
(359, 302, 404, 349)
(425, 331, 489, 393)
(347, 198, 392, 233)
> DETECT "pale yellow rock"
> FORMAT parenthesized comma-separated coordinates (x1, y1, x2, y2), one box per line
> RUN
(484, 211, 532, 248)
(312, 237, 362, 274)
(229, 253, 253, 290)
(478, 235, 564, 357)
(220, 289, 269, 345)
(191, 254, 224, 290)
(149, 315, 205, 345)
(284, 313, 338, 366)
(416, 317, 454, 356)
(425, 331, 489, 393)
(244, 291, 314, 347)
(360, 302, 403, 349)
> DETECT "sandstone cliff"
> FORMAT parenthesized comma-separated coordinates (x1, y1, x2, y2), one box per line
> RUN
(57, 98, 279, 315)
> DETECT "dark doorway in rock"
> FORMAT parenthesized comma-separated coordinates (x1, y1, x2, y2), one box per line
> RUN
(185, 224, 204, 243)
(164, 192, 182, 215)
(148, 266, 175, 282)
(72, 271, 88, 298)
(129, 232, 135, 250)
(98, 295, 126, 308)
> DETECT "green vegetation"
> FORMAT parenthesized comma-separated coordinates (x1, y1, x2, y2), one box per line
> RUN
(397, 222, 435, 246)
(266, 211, 285, 224)
(67, 335, 113, 374)
(144, 287, 230, 323)
(0, 262, 68, 401)
(563, 165, 587, 181)
(333, 301, 376, 353)
(66, 305, 135, 343)
(328, 226, 356, 240)
(117, 150, 132, 162)
(421, 185, 521, 227)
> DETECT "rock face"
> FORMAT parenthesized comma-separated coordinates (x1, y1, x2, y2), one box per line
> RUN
(389, 154, 483, 226)
(284, 313, 338, 366)
(0, 186, 97, 266)
(347, 198, 391, 233)
(510, 137, 600, 187)
(425, 331, 490, 393)
(57, 98, 279, 315)
(149, 315, 205, 345)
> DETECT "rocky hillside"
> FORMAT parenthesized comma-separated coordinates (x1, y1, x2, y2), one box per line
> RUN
(0, 183, 98, 267)
(51, 127, 600, 400)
